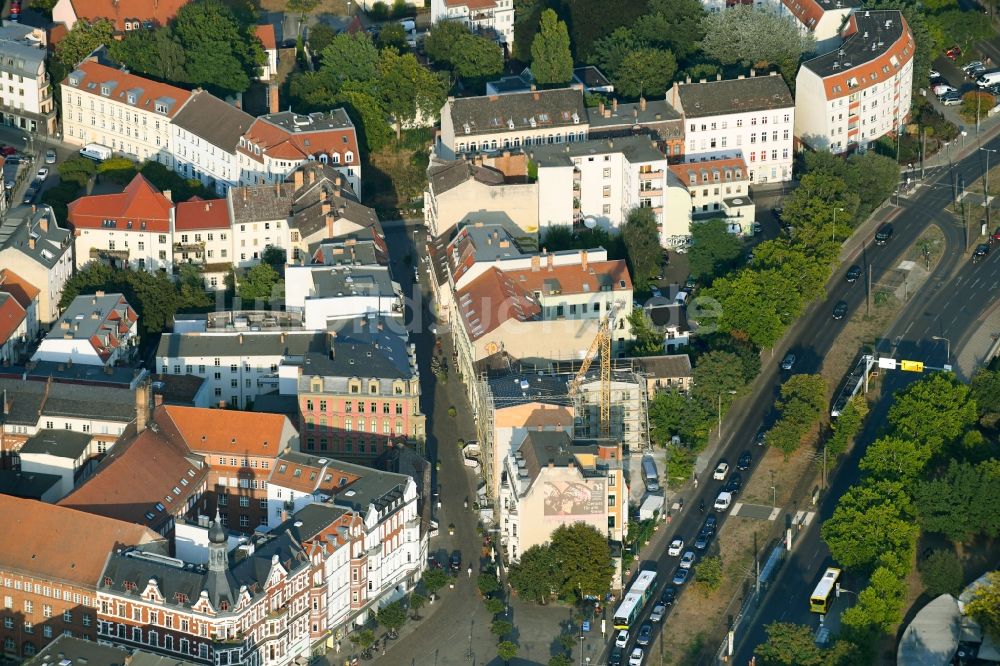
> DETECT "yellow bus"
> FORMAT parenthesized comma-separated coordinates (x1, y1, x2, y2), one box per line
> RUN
(810, 567, 841, 614)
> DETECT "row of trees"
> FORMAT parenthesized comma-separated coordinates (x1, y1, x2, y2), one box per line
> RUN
(53, 0, 264, 97)
(765, 374, 828, 458)
(289, 33, 446, 149)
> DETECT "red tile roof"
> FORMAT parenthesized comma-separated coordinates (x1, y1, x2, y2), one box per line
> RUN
(67, 173, 173, 233)
(270, 454, 362, 495)
(0, 495, 163, 587)
(503, 258, 633, 296)
(669, 156, 748, 188)
(445, 0, 497, 8)
(174, 198, 230, 231)
(455, 267, 541, 341)
(255, 23, 276, 50)
(779, 0, 825, 31)
(65, 0, 190, 32)
(0, 268, 41, 309)
(161, 405, 291, 458)
(0, 293, 26, 345)
(239, 117, 360, 167)
(67, 61, 192, 120)
(58, 411, 208, 531)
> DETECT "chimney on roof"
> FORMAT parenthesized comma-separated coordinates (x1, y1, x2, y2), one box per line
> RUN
(95, 290, 105, 297)
(581, 249, 588, 272)
(531, 255, 540, 272)
(530, 84, 537, 92)
(238, 333, 244, 345)
(639, 97, 647, 111)
(294, 170, 304, 190)
(28, 237, 34, 250)
(612, 99, 618, 113)
(135, 379, 151, 434)
(205, 202, 211, 212)
(335, 175, 342, 187)
(309, 170, 316, 185)
(717, 72, 722, 81)
(326, 213, 334, 238)
(547, 253, 553, 271)
(598, 102, 605, 115)
(161, 190, 171, 202)
(750, 68, 756, 77)
(319, 188, 327, 202)
(321, 202, 331, 216)
(533, 92, 540, 101)
(31, 205, 36, 213)
(38, 213, 47, 233)
(328, 330, 337, 359)
(268, 83, 280, 115)
(685, 75, 691, 84)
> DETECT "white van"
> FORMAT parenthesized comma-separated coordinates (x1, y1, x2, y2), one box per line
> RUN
(79, 143, 112, 161)
(641, 456, 660, 493)
(977, 71, 1000, 88)
(714, 491, 732, 512)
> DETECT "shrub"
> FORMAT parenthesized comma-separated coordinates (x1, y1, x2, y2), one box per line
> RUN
(919, 549, 964, 597)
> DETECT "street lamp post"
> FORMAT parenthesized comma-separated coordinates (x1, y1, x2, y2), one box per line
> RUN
(932, 335, 951, 364)
(980, 147, 999, 230)
(832, 206, 845, 243)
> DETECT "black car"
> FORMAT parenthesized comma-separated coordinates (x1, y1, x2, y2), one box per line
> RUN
(22, 186, 38, 205)
(724, 472, 743, 495)
(449, 550, 461, 572)
(704, 515, 718, 532)
(660, 586, 677, 605)
(832, 301, 849, 320)
(874, 224, 893, 245)
(637, 623, 653, 646)
(609, 646, 624, 666)
(694, 528, 714, 551)
(973, 243, 990, 263)
(845, 265, 862, 283)
(737, 451, 751, 471)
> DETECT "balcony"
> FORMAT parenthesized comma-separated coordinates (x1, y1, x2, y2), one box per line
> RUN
(90, 247, 129, 260)
(639, 188, 663, 197)
(638, 170, 663, 181)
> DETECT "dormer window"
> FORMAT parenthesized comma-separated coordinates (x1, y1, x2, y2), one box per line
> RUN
(155, 102, 168, 113)
(101, 85, 111, 96)
(127, 93, 136, 104)
(344, 151, 353, 164)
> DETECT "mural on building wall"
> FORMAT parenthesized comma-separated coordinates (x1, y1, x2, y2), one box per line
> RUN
(542, 479, 605, 517)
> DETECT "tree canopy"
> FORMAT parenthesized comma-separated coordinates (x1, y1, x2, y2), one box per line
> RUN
(918, 549, 964, 597)
(965, 571, 1000, 639)
(622, 207, 662, 290)
(820, 480, 918, 571)
(613, 48, 677, 99)
(887, 373, 978, 453)
(425, 21, 504, 80)
(688, 219, 745, 283)
(320, 33, 380, 86)
(55, 19, 114, 68)
(700, 6, 814, 81)
(377, 49, 448, 138)
(858, 436, 931, 483)
(508, 544, 556, 603)
(549, 523, 614, 601)
(169, 0, 264, 96)
(531, 9, 573, 85)
(914, 460, 1000, 542)
(237, 263, 282, 302)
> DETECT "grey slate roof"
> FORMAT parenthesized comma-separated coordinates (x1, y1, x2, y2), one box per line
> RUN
(262, 108, 353, 132)
(0, 377, 137, 425)
(19, 428, 93, 459)
(632, 354, 692, 378)
(802, 9, 908, 79)
(156, 331, 326, 359)
(586, 98, 682, 131)
(526, 134, 666, 167)
(428, 160, 505, 195)
(516, 430, 575, 482)
(27, 635, 184, 666)
(0, 30, 46, 79)
(301, 316, 414, 380)
(311, 239, 386, 266)
(48, 292, 133, 343)
(172, 90, 255, 151)
(448, 88, 587, 137)
(0, 204, 72, 269)
(0, 468, 61, 499)
(672, 74, 794, 118)
(18, 360, 144, 387)
(485, 372, 572, 407)
(269, 502, 348, 544)
(306, 265, 396, 300)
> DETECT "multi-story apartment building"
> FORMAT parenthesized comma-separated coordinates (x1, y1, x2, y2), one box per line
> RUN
(586, 97, 685, 159)
(0, 204, 74, 325)
(573, 368, 649, 453)
(32, 292, 138, 368)
(667, 156, 756, 234)
(52, 0, 188, 32)
(173, 196, 233, 289)
(290, 316, 425, 460)
(0, 269, 38, 366)
(285, 265, 401, 330)
(795, 9, 913, 154)
(666, 73, 796, 184)
(171, 90, 255, 196)
(237, 111, 361, 196)
(437, 88, 588, 160)
(61, 61, 191, 163)
(0, 24, 56, 134)
(161, 405, 299, 532)
(156, 331, 325, 409)
(0, 269, 39, 346)
(266, 450, 426, 617)
(0, 495, 164, 662)
(423, 157, 539, 238)
(67, 174, 174, 271)
(498, 432, 627, 578)
(429, 0, 515, 46)
(96, 516, 313, 666)
(528, 135, 682, 243)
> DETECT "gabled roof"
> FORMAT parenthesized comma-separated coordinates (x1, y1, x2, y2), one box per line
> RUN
(454, 267, 541, 341)
(171, 90, 255, 153)
(160, 405, 292, 458)
(62, 0, 189, 31)
(779, 0, 859, 32)
(269, 450, 359, 495)
(0, 267, 40, 309)
(174, 197, 230, 231)
(65, 61, 191, 119)
(632, 354, 693, 378)
(502, 258, 632, 297)
(0, 494, 162, 586)
(447, 87, 587, 137)
(668, 74, 794, 118)
(67, 173, 173, 233)
(669, 156, 749, 189)
(238, 111, 359, 166)
(38, 292, 137, 364)
(428, 159, 505, 195)
(0, 292, 26, 345)
(255, 23, 276, 50)
(0, 204, 73, 270)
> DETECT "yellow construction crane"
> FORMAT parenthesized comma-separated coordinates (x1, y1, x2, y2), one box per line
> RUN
(568, 300, 622, 439)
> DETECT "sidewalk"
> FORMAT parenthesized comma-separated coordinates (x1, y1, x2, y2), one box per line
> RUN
(954, 300, 1000, 381)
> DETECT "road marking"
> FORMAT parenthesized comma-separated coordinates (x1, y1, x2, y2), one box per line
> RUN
(732, 502, 744, 513)
(971, 278, 981, 289)
(768, 508, 781, 521)
(902, 322, 914, 337)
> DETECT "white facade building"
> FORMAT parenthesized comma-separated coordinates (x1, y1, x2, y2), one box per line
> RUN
(285, 265, 402, 330)
(429, 0, 515, 45)
(795, 9, 914, 153)
(0, 24, 57, 134)
(0, 206, 74, 327)
(667, 73, 796, 184)
(668, 156, 756, 234)
(171, 90, 255, 196)
(33, 292, 138, 367)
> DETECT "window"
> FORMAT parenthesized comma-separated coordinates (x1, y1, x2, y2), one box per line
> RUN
(24, 600, 32, 614)
(239, 496, 250, 507)
(602, 186, 611, 198)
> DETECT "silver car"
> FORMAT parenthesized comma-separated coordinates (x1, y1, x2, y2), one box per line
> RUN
(780, 353, 796, 370)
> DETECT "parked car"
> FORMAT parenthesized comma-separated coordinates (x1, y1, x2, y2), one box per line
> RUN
(609, 646, 624, 666)
(660, 587, 677, 605)
(449, 550, 461, 572)
(45, 149, 56, 164)
(946, 45, 962, 59)
(629, 647, 644, 666)
(672, 567, 690, 585)
(940, 92, 962, 106)
(679, 551, 697, 569)
(704, 515, 718, 532)
(780, 353, 796, 370)
(754, 429, 767, 446)
(737, 451, 752, 471)
(714, 491, 733, 512)
(712, 460, 729, 481)
(929, 68, 941, 79)
(973, 243, 990, 263)
(667, 538, 684, 557)
(832, 301, 849, 320)
(35, 167, 49, 181)
(846, 264, 862, 283)
(875, 224, 893, 245)
(649, 603, 667, 623)
(991, 227, 1000, 242)
(637, 623, 653, 647)
(615, 630, 629, 649)
(932, 82, 956, 95)
(963, 60, 984, 72)
(694, 528, 714, 551)
(0, 145, 15, 157)
(22, 185, 37, 204)
(967, 65, 987, 79)
(3, 180, 12, 190)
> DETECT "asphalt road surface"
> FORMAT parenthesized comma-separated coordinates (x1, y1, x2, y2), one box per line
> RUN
(604, 132, 1000, 665)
